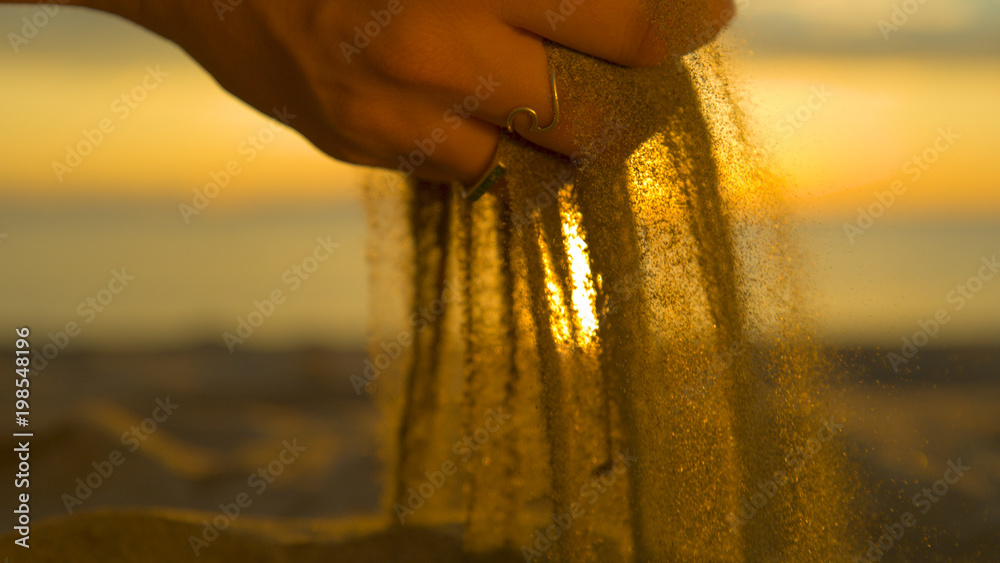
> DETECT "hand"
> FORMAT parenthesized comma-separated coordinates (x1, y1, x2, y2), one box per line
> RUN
(62, 0, 736, 184)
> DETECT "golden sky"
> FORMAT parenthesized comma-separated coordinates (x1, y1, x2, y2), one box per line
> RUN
(1, 2, 996, 348)
(1, 2, 998, 218)
(735, 55, 1000, 219)
(0, 7, 363, 205)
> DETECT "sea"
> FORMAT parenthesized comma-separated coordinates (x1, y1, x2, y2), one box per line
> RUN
(0, 200, 997, 351)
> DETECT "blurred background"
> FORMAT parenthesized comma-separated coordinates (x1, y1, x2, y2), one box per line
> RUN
(1, 0, 997, 350)
(1, 0, 997, 557)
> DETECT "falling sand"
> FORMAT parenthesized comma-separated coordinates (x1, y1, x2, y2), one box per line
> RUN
(0, 28, 868, 563)
(364, 42, 865, 562)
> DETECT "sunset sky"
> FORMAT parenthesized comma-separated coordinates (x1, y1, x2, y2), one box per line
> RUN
(0, 6, 363, 204)
(1, 0, 997, 349)
(0, 0, 997, 215)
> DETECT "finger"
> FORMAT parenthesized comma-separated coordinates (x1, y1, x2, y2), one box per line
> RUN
(450, 27, 577, 160)
(331, 90, 502, 185)
(345, 31, 573, 179)
(494, 0, 736, 67)
(395, 115, 500, 185)
(424, 117, 502, 185)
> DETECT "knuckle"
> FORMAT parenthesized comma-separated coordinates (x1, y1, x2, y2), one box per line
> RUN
(367, 23, 459, 89)
(328, 94, 366, 135)
(329, 92, 387, 139)
(323, 93, 412, 168)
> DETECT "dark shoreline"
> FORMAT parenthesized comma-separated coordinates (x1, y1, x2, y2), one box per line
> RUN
(2, 345, 996, 561)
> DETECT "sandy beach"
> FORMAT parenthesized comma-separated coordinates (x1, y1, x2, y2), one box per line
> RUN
(1, 346, 997, 561)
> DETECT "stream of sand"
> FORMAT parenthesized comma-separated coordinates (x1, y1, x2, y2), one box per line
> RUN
(365, 43, 863, 562)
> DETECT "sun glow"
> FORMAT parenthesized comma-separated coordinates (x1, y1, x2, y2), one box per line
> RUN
(537, 196, 600, 351)
(561, 198, 599, 348)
